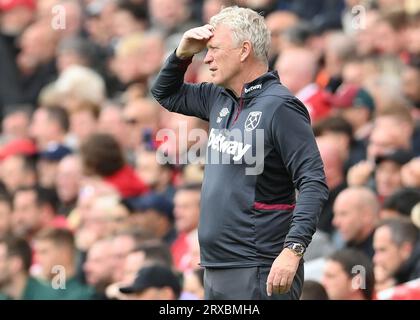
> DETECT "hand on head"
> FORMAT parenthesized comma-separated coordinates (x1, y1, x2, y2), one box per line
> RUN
(176, 24, 214, 59)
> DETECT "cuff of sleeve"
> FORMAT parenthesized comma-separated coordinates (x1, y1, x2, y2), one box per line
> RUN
(171, 48, 194, 64)
(283, 238, 307, 249)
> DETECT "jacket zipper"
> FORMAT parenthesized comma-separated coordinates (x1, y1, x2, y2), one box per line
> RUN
(232, 86, 244, 126)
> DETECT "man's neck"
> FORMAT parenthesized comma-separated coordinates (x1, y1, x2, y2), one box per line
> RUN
(4, 273, 28, 300)
(229, 62, 268, 97)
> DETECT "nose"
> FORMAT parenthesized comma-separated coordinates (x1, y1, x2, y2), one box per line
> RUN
(204, 50, 213, 64)
(332, 215, 338, 227)
(373, 252, 380, 265)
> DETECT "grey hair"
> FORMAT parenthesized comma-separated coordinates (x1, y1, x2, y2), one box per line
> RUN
(209, 6, 270, 64)
(377, 218, 419, 247)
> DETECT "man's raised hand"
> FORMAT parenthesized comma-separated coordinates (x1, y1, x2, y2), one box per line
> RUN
(176, 24, 214, 59)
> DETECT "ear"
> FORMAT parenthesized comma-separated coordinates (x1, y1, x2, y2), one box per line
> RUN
(400, 241, 413, 261)
(240, 41, 252, 62)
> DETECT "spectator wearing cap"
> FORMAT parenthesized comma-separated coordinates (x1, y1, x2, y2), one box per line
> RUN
(126, 193, 176, 246)
(29, 106, 70, 151)
(275, 47, 332, 124)
(333, 187, 379, 258)
(37, 143, 72, 189)
(0, 153, 37, 194)
(375, 149, 413, 201)
(321, 248, 375, 300)
(119, 264, 181, 300)
(373, 218, 420, 291)
(332, 83, 375, 140)
(79, 133, 148, 199)
(380, 188, 420, 220)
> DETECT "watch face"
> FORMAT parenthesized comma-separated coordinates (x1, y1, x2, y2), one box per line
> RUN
(290, 243, 305, 254)
(295, 245, 304, 254)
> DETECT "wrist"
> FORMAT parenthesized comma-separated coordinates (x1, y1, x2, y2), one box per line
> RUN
(284, 242, 305, 258)
(175, 48, 193, 60)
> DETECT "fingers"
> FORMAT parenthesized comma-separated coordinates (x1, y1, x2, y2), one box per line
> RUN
(266, 270, 274, 297)
(203, 24, 215, 31)
(271, 270, 282, 295)
(267, 270, 294, 296)
(281, 275, 293, 294)
(186, 26, 213, 40)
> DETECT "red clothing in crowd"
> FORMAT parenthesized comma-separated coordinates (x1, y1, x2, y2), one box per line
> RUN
(104, 164, 149, 198)
(296, 83, 332, 123)
(171, 232, 189, 271)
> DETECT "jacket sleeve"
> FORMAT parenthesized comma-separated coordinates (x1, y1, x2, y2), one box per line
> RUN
(271, 97, 329, 249)
(150, 51, 220, 121)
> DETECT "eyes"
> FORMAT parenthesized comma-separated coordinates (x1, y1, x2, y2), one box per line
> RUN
(207, 46, 219, 53)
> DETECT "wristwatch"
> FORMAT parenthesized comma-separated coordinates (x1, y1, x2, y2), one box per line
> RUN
(285, 242, 305, 257)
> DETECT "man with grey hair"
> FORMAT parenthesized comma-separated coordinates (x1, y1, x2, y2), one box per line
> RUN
(373, 218, 420, 290)
(152, 6, 328, 300)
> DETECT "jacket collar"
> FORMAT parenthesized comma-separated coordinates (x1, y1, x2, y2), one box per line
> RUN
(222, 70, 280, 100)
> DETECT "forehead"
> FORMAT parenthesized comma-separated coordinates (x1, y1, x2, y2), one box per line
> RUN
(15, 190, 36, 201)
(208, 24, 234, 46)
(324, 260, 346, 275)
(334, 191, 358, 208)
(374, 226, 392, 243)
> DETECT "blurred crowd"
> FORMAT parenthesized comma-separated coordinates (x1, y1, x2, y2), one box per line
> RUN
(0, 0, 419, 300)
